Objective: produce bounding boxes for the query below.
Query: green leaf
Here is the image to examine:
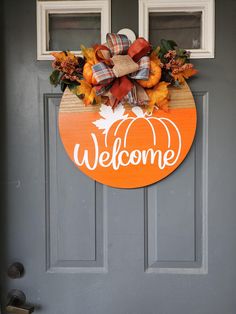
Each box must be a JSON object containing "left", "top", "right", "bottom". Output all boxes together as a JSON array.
[
  {"left": 61, "top": 79, "right": 71, "bottom": 84},
  {"left": 160, "top": 39, "right": 178, "bottom": 53},
  {"left": 60, "top": 81, "right": 67, "bottom": 92},
  {"left": 157, "top": 46, "right": 167, "bottom": 60},
  {"left": 177, "top": 48, "right": 186, "bottom": 56},
  {"left": 68, "top": 82, "right": 79, "bottom": 91},
  {"left": 160, "top": 39, "right": 172, "bottom": 52},
  {"left": 49, "top": 70, "right": 61, "bottom": 86},
  {"left": 167, "top": 40, "right": 177, "bottom": 49}
]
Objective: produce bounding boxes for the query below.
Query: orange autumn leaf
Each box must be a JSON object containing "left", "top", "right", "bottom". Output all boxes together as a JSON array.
[
  {"left": 51, "top": 51, "right": 67, "bottom": 62},
  {"left": 51, "top": 51, "right": 77, "bottom": 63},
  {"left": 172, "top": 67, "right": 198, "bottom": 84},
  {"left": 156, "top": 98, "right": 169, "bottom": 112},
  {"left": 146, "top": 81, "right": 170, "bottom": 113},
  {"left": 76, "top": 80, "right": 101, "bottom": 106},
  {"left": 80, "top": 45, "right": 98, "bottom": 85},
  {"left": 80, "top": 45, "right": 97, "bottom": 64}
]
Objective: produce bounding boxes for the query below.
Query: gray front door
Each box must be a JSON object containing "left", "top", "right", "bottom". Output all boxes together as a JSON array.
[{"left": 1, "top": 0, "right": 236, "bottom": 313}]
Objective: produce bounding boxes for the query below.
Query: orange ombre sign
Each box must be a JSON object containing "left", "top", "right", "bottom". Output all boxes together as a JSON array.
[{"left": 59, "top": 82, "right": 197, "bottom": 188}]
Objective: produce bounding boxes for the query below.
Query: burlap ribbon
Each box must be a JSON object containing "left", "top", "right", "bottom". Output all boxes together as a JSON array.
[{"left": 92, "top": 33, "right": 151, "bottom": 107}]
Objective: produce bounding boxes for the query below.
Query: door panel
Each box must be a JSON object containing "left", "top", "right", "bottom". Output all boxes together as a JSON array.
[
  {"left": 44, "top": 96, "right": 106, "bottom": 272},
  {"left": 146, "top": 92, "right": 208, "bottom": 273},
  {"left": 1, "top": 0, "right": 236, "bottom": 314}
]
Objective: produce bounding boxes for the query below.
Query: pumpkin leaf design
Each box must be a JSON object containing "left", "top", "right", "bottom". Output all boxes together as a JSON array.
[{"left": 93, "top": 104, "right": 128, "bottom": 134}]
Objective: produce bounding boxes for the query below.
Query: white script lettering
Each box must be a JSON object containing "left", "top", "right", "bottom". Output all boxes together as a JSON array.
[{"left": 73, "top": 132, "right": 181, "bottom": 171}]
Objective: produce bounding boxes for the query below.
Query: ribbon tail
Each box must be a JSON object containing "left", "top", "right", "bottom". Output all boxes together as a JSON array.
[
  {"left": 110, "top": 76, "right": 133, "bottom": 103},
  {"left": 109, "top": 95, "right": 120, "bottom": 108},
  {"left": 134, "top": 82, "right": 149, "bottom": 105}
]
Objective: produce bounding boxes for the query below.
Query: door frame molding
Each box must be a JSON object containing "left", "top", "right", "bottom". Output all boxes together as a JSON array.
[
  {"left": 139, "top": 0, "right": 215, "bottom": 59},
  {"left": 37, "top": 0, "right": 111, "bottom": 60}
]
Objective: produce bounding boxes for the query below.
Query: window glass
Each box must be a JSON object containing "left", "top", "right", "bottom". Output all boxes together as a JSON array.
[
  {"left": 48, "top": 13, "right": 101, "bottom": 51},
  {"left": 149, "top": 12, "right": 202, "bottom": 49}
]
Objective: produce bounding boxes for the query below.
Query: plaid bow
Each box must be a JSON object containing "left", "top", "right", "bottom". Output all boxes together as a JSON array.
[
  {"left": 92, "top": 33, "right": 150, "bottom": 86},
  {"left": 107, "top": 33, "right": 130, "bottom": 55},
  {"left": 91, "top": 33, "right": 151, "bottom": 107}
]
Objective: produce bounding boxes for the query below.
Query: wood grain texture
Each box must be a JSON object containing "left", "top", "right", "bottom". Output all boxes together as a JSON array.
[{"left": 59, "top": 81, "right": 195, "bottom": 113}]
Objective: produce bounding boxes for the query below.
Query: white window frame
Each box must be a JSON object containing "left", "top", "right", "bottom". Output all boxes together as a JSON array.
[
  {"left": 139, "top": 0, "right": 215, "bottom": 58},
  {"left": 37, "top": 0, "right": 111, "bottom": 60}
]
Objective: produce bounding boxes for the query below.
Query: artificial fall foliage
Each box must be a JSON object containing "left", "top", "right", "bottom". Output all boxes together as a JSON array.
[
  {"left": 51, "top": 51, "right": 77, "bottom": 63},
  {"left": 80, "top": 45, "right": 97, "bottom": 64},
  {"left": 50, "top": 35, "right": 198, "bottom": 114},
  {"left": 146, "top": 82, "right": 170, "bottom": 113},
  {"left": 158, "top": 39, "right": 198, "bottom": 86},
  {"left": 172, "top": 67, "right": 198, "bottom": 84},
  {"left": 76, "top": 80, "right": 101, "bottom": 106}
]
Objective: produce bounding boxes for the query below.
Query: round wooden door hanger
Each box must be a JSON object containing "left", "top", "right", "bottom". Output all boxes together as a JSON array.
[{"left": 59, "top": 82, "right": 197, "bottom": 188}]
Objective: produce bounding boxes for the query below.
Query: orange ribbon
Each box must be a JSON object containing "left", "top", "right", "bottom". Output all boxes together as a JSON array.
[{"left": 128, "top": 38, "right": 151, "bottom": 62}]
